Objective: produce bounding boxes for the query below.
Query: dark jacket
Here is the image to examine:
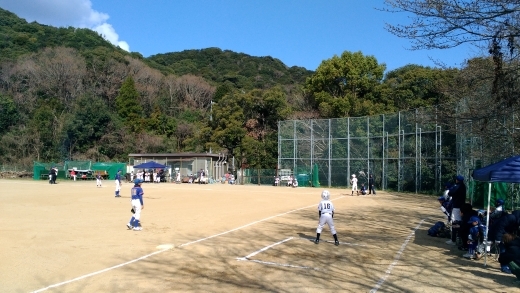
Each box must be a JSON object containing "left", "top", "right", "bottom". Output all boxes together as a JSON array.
[
  {"left": 368, "top": 176, "right": 374, "bottom": 186},
  {"left": 448, "top": 182, "right": 466, "bottom": 209},
  {"left": 489, "top": 213, "right": 517, "bottom": 242},
  {"left": 498, "top": 237, "right": 520, "bottom": 266},
  {"left": 459, "top": 206, "right": 478, "bottom": 247}
]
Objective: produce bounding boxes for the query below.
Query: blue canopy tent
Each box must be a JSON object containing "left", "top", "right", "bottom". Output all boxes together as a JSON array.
[
  {"left": 471, "top": 154, "right": 520, "bottom": 265},
  {"left": 133, "top": 161, "right": 167, "bottom": 169}
]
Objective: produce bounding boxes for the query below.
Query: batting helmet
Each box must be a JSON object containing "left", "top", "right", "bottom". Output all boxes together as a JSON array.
[
  {"left": 496, "top": 199, "right": 505, "bottom": 206},
  {"left": 321, "top": 190, "right": 330, "bottom": 200},
  {"left": 134, "top": 178, "right": 143, "bottom": 185}
]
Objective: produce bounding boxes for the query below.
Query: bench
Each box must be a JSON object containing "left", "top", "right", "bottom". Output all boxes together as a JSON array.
[{"left": 40, "top": 174, "right": 49, "bottom": 180}]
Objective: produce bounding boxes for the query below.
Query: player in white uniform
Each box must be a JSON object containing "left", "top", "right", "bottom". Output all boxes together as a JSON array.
[
  {"left": 314, "top": 190, "right": 339, "bottom": 246},
  {"left": 96, "top": 172, "right": 103, "bottom": 187},
  {"left": 350, "top": 174, "right": 358, "bottom": 196}
]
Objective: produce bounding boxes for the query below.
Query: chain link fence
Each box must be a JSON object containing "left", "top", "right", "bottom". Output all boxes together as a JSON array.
[{"left": 278, "top": 106, "right": 520, "bottom": 209}]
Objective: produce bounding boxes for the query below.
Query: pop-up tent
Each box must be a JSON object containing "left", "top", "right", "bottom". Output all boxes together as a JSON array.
[
  {"left": 133, "top": 161, "right": 167, "bottom": 169},
  {"left": 471, "top": 154, "right": 520, "bottom": 265}
]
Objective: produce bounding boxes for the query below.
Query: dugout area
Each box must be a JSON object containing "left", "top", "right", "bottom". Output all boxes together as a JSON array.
[{"left": 2, "top": 180, "right": 519, "bottom": 292}]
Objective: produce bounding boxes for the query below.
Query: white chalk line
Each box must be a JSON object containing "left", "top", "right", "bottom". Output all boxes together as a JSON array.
[
  {"left": 241, "top": 259, "right": 322, "bottom": 271},
  {"left": 369, "top": 219, "right": 426, "bottom": 293},
  {"left": 31, "top": 196, "right": 345, "bottom": 292},
  {"left": 237, "top": 237, "right": 293, "bottom": 260},
  {"left": 237, "top": 237, "right": 321, "bottom": 271},
  {"left": 32, "top": 248, "right": 171, "bottom": 293}
]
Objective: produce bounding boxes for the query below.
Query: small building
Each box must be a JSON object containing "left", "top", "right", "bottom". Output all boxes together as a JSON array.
[{"left": 128, "top": 153, "right": 232, "bottom": 181}]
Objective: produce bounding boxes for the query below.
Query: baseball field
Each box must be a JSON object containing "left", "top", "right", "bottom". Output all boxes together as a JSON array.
[{"left": 2, "top": 179, "right": 519, "bottom": 293}]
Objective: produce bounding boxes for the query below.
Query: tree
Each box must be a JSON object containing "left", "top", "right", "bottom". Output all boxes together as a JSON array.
[
  {"left": 306, "top": 51, "right": 386, "bottom": 118},
  {"left": 116, "top": 76, "right": 143, "bottom": 133},
  {"left": 64, "top": 95, "right": 113, "bottom": 158},
  {"left": 377, "top": 64, "right": 458, "bottom": 110},
  {"left": 384, "top": 0, "right": 520, "bottom": 107},
  {"left": 0, "top": 94, "right": 19, "bottom": 134},
  {"left": 384, "top": 0, "right": 520, "bottom": 51}
]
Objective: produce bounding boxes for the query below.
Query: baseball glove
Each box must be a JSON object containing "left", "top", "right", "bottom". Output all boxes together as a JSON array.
[{"left": 131, "top": 208, "right": 135, "bottom": 214}]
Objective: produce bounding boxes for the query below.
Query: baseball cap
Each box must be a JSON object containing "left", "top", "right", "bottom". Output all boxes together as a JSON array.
[
  {"left": 468, "top": 216, "right": 480, "bottom": 223},
  {"left": 134, "top": 178, "right": 143, "bottom": 184},
  {"left": 456, "top": 175, "right": 464, "bottom": 181}
]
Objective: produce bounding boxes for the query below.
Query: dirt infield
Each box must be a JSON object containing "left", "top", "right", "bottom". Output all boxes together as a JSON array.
[{"left": 2, "top": 179, "right": 520, "bottom": 293}]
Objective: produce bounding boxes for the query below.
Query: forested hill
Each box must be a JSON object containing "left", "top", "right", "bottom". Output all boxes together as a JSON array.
[
  {"left": 0, "top": 8, "right": 131, "bottom": 63},
  {"left": 0, "top": 7, "right": 313, "bottom": 89},
  {"left": 0, "top": 7, "right": 316, "bottom": 168},
  {"left": 147, "top": 48, "right": 313, "bottom": 89},
  {"left": 0, "top": 7, "right": 462, "bottom": 170}
]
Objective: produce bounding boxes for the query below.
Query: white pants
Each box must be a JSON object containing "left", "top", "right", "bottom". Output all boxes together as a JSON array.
[
  {"left": 131, "top": 199, "right": 142, "bottom": 220},
  {"left": 351, "top": 184, "right": 358, "bottom": 191},
  {"left": 451, "top": 208, "right": 461, "bottom": 222},
  {"left": 96, "top": 179, "right": 102, "bottom": 186},
  {"left": 317, "top": 213, "right": 336, "bottom": 235},
  {"left": 115, "top": 180, "right": 121, "bottom": 192}
]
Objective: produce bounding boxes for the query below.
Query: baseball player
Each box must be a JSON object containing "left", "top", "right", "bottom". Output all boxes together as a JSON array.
[
  {"left": 127, "top": 179, "right": 144, "bottom": 231},
  {"left": 350, "top": 174, "right": 358, "bottom": 196},
  {"left": 314, "top": 190, "right": 339, "bottom": 246},
  {"left": 115, "top": 170, "right": 122, "bottom": 197},
  {"left": 96, "top": 172, "right": 103, "bottom": 187}
]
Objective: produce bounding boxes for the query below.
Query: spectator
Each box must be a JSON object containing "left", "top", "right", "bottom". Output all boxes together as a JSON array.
[
  {"left": 446, "top": 175, "right": 466, "bottom": 246},
  {"left": 498, "top": 233, "right": 520, "bottom": 282},
  {"left": 488, "top": 211, "right": 518, "bottom": 273},
  {"left": 200, "top": 169, "right": 206, "bottom": 184},
  {"left": 368, "top": 174, "right": 376, "bottom": 195},
  {"left": 48, "top": 168, "right": 54, "bottom": 184},
  {"left": 458, "top": 203, "right": 478, "bottom": 251},
  {"left": 360, "top": 183, "right": 367, "bottom": 196},
  {"left": 490, "top": 199, "right": 506, "bottom": 221}
]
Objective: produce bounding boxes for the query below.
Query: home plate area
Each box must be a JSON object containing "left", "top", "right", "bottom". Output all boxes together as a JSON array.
[{"left": 236, "top": 236, "right": 365, "bottom": 272}]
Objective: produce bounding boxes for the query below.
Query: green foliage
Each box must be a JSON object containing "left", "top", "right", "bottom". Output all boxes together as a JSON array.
[
  {"left": 0, "top": 7, "right": 466, "bottom": 169},
  {"left": 0, "top": 8, "right": 125, "bottom": 63},
  {"left": 64, "top": 95, "right": 114, "bottom": 155},
  {"left": 116, "top": 76, "right": 143, "bottom": 132},
  {"left": 0, "top": 94, "right": 19, "bottom": 134},
  {"left": 377, "top": 64, "right": 458, "bottom": 110},
  {"left": 148, "top": 48, "right": 314, "bottom": 90},
  {"left": 306, "top": 51, "right": 386, "bottom": 118}
]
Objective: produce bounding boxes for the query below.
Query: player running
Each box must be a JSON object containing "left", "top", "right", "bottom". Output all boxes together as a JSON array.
[
  {"left": 127, "top": 179, "right": 144, "bottom": 231},
  {"left": 314, "top": 190, "right": 340, "bottom": 246}
]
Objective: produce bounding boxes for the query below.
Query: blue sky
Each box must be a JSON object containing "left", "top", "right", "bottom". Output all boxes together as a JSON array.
[{"left": 0, "top": 0, "right": 484, "bottom": 72}]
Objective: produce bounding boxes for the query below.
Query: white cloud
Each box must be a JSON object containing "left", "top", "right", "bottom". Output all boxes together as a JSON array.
[
  {"left": 94, "top": 23, "right": 130, "bottom": 51},
  {"left": 0, "top": 0, "right": 130, "bottom": 51}
]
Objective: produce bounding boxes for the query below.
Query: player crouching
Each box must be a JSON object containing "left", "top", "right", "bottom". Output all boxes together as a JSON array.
[
  {"left": 314, "top": 190, "right": 339, "bottom": 246},
  {"left": 127, "top": 179, "right": 144, "bottom": 231}
]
